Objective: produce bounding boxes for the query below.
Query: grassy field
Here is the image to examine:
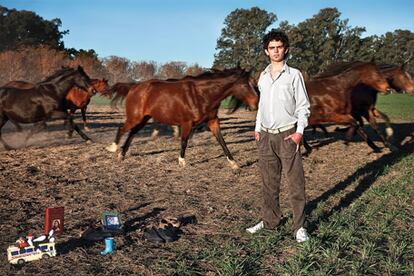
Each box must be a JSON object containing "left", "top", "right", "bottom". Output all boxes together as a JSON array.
[
  {"left": 153, "top": 154, "right": 414, "bottom": 275},
  {"left": 376, "top": 93, "right": 414, "bottom": 121}
]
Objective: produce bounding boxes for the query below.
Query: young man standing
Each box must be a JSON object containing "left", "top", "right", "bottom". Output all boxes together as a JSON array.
[{"left": 246, "top": 30, "right": 311, "bottom": 243}]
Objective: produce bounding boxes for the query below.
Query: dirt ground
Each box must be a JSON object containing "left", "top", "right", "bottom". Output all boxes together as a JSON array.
[{"left": 1, "top": 105, "right": 413, "bottom": 275}]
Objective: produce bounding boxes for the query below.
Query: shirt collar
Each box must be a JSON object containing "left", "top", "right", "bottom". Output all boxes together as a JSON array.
[{"left": 263, "top": 62, "right": 290, "bottom": 75}]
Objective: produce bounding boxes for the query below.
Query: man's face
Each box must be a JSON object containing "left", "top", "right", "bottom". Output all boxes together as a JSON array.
[{"left": 265, "top": 40, "right": 288, "bottom": 62}]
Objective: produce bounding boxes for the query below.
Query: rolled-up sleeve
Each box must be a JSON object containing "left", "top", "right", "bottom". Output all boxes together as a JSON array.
[{"left": 293, "top": 71, "right": 310, "bottom": 134}]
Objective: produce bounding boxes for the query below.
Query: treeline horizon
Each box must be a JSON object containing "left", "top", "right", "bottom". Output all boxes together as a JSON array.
[{"left": 0, "top": 5, "right": 413, "bottom": 86}]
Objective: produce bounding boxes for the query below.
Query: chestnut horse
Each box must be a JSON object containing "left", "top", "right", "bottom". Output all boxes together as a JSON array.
[
  {"left": 304, "top": 62, "right": 390, "bottom": 153},
  {"left": 65, "top": 78, "right": 109, "bottom": 132},
  {"left": 349, "top": 64, "right": 414, "bottom": 141},
  {"left": 106, "top": 68, "right": 258, "bottom": 169},
  {"left": 309, "top": 63, "right": 414, "bottom": 152},
  {"left": 2, "top": 79, "right": 109, "bottom": 137},
  {"left": 0, "top": 66, "right": 95, "bottom": 149}
]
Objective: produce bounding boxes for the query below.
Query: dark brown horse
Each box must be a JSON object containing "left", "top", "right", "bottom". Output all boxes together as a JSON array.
[
  {"left": 309, "top": 63, "right": 414, "bottom": 152},
  {"left": 349, "top": 64, "right": 414, "bottom": 140},
  {"left": 106, "top": 68, "right": 258, "bottom": 169},
  {"left": 3, "top": 79, "right": 109, "bottom": 133},
  {"left": 0, "top": 66, "right": 95, "bottom": 149},
  {"left": 304, "top": 61, "right": 390, "bottom": 153}
]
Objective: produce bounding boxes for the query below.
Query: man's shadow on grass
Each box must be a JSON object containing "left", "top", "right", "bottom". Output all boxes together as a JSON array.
[{"left": 305, "top": 122, "right": 414, "bottom": 233}]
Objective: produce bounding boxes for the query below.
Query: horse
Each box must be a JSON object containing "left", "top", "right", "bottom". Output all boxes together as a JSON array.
[
  {"left": 348, "top": 64, "right": 414, "bottom": 141},
  {"left": 105, "top": 67, "right": 258, "bottom": 169},
  {"left": 65, "top": 78, "right": 109, "bottom": 134},
  {"left": 0, "top": 66, "right": 95, "bottom": 149},
  {"left": 2, "top": 79, "right": 109, "bottom": 134},
  {"left": 303, "top": 61, "right": 390, "bottom": 153},
  {"left": 308, "top": 63, "right": 414, "bottom": 152}
]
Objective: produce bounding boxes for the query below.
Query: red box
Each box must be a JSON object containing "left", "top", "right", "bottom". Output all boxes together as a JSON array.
[{"left": 44, "top": 207, "right": 64, "bottom": 235}]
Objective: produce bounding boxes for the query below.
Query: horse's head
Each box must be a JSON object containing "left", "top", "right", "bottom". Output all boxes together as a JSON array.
[
  {"left": 357, "top": 63, "right": 390, "bottom": 95},
  {"left": 386, "top": 65, "right": 414, "bottom": 94},
  {"left": 228, "top": 69, "right": 259, "bottom": 112},
  {"left": 91, "top": 78, "right": 110, "bottom": 95},
  {"left": 72, "top": 66, "right": 96, "bottom": 96}
]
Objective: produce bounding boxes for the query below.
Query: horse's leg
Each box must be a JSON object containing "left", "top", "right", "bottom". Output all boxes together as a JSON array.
[
  {"left": 178, "top": 122, "right": 193, "bottom": 167},
  {"left": 24, "top": 121, "right": 47, "bottom": 146},
  {"left": 0, "top": 116, "right": 13, "bottom": 150},
  {"left": 68, "top": 115, "right": 92, "bottom": 142},
  {"left": 368, "top": 108, "right": 398, "bottom": 151},
  {"left": 172, "top": 125, "right": 180, "bottom": 138},
  {"left": 302, "top": 136, "right": 312, "bottom": 156},
  {"left": 322, "top": 114, "right": 381, "bottom": 152},
  {"left": 81, "top": 106, "right": 90, "bottom": 132},
  {"left": 119, "top": 117, "right": 150, "bottom": 159},
  {"left": 207, "top": 117, "right": 239, "bottom": 170},
  {"left": 373, "top": 108, "right": 393, "bottom": 137},
  {"left": 66, "top": 109, "right": 76, "bottom": 138},
  {"left": 150, "top": 127, "right": 159, "bottom": 139}
]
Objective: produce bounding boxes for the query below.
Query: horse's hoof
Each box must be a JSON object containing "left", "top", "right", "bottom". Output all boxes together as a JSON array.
[
  {"left": 385, "top": 127, "right": 394, "bottom": 137},
  {"left": 178, "top": 157, "right": 186, "bottom": 167},
  {"left": 106, "top": 143, "right": 118, "bottom": 152},
  {"left": 117, "top": 152, "right": 125, "bottom": 160},
  {"left": 84, "top": 127, "right": 90, "bottom": 132},
  {"left": 86, "top": 139, "right": 93, "bottom": 144},
  {"left": 151, "top": 129, "right": 160, "bottom": 139},
  {"left": 227, "top": 158, "right": 240, "bottom": 170}
]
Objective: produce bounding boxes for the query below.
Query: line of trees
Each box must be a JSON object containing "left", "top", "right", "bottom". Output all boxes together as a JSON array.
[
  {"left": 0, "top": 5, "right": 413, "bottom": 86},
  {"left": 213, "top": 7, "right": 414, "bottom": 76}
]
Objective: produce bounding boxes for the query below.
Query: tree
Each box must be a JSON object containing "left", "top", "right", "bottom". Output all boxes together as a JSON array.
[
  {"left": 373, "top": 30, "right": 414, "bottom": 72},
  {"left": 158, "top": 61, "right": 187, "bottom": 79},
  {"left": 213, "top": 7, "right": 276, "bottom": 71},
  {"left": 186, "top": 63, "right": 204, "bottom": 76},
  {"left": 130, "top": 61, "right": 157, "bottom": 81},
  {"left": 286, "top": 8, "right": 366, "bottom": 75},
  {"left": 0, "top": 5, "right": 68, "bottom": 52},
  {"left": 103, "top": 56, "right": 133, "bottom": 83}
]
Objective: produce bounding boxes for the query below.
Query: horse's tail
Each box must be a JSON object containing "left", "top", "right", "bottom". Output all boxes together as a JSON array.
[{"left": 108, "top": 83, "right": 134, "bottom": 107}]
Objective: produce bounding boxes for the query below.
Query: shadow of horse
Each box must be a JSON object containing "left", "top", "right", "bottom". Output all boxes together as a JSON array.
[{"left": 305, "top": 122, "right": 414, "bottom": 232}]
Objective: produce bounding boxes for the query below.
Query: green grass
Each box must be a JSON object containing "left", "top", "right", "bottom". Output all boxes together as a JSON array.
[
  {"left": 154, "top": 154, "right": 414, "bottom": 275},
  {"left": 377, "top": 93, "right": 414, "bottom": 121},
  {"left": 90, "top": 94, "right": 111, "bottom": 105}
]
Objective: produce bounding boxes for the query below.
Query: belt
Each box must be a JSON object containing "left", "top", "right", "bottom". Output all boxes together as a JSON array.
[{"left": 261, "top": 124, "right": 295, "bottom": 134}]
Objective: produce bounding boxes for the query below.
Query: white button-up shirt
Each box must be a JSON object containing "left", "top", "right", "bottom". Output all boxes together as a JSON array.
[{"left": 255, "top": 63, "right": 310, "bottom": 134}]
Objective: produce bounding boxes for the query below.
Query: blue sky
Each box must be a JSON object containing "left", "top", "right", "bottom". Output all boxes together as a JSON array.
[{"left": 2, "top": 0, "right": 413, "bottom": 67}]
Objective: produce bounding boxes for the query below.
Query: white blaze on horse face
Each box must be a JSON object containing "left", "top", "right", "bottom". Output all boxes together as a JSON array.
[
  {"left": 178, "top": 156, "right": 186, "bottom": 167},
  {"left": 106, "top": 142, "right": 118, "bottom": 152}
]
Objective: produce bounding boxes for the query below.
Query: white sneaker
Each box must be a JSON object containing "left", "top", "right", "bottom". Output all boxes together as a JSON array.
[
  {"left": 246, "top": 221, "right": 264, "bottom": 234},
  {"left": 295, "top": 227, "right": 309, "bottom": 243}
]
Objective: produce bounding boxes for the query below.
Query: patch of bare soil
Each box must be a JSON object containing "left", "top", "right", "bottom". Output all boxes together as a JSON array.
[{"left": 1, "top": 105, "right": 413, "bottom": 275}]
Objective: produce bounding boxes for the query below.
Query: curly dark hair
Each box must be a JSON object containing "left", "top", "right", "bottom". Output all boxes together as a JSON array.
[{"left": 262, "top": 29, "right": 289, "bottom": 49}]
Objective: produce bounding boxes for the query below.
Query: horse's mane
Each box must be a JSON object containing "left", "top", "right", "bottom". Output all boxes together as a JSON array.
[
  {"left": 39, "top": 67, "right": 75, "bottom": 83},
  {"left": 314, "top": 61, "right": 366, "bottom": 79},
  {"left": 165, "top": 67, "right": 245, "bottom": 81},
  {"left": 378, "top": 64, "right": 398, "bottom": 71}
]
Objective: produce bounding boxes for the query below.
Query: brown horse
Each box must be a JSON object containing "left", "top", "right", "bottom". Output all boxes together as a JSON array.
[
  {"left": 65, "top": 78, "right": 109, "bottom": 133},
  {"left": 350, "top": 64, "right": 414, "bottom": 139},
  {"left": 304, "top": 61, "right": 390, "bottom": 152},
  {"left": 106, "top": 68, "right": 258, "bottom": 169},
  {"left": 2, "top": 79, "right": 109, "bottom": 134},
  {"left": 310, "top": 63, "right": 414, "bottom": 152},
  {"left": 0, "top": 66, "right": 95, "bottom": 149}
]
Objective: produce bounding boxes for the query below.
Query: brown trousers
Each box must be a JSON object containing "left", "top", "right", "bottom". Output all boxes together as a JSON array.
[{"left": 257, "top": 127, "right": 306, "bottom": 233}]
